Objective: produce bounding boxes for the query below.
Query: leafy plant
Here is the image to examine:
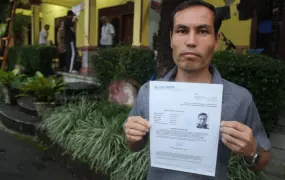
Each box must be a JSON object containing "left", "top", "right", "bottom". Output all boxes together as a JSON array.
[
  {"left": 111, "top": 144, "right": 150, "bottom": 180},
  {"left": 0, "top": 68, "right": 26, "bottom": 104},
  {"left": 228, "top": 155, "right": 256, "bottom": 180},
  {"left": 91, "top": 46, "right": 156, "bottom": 89},
  {"left": 41, "top": 99, "right": 131, "bottom": 175},
  {"left": 19, "top": 72, "right": 65, "bottom": 102},
  {"left": 212, "top": 51, "right": 285, "bottom": 133},
  {"left": 0, "top": 68, "right": 25, "bottom": 88},
  {"left": 0, "top": 24, "right": 7, "bottom": 37}
]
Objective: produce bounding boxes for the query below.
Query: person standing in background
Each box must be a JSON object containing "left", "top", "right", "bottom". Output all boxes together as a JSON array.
[
  {"left": 57, "top": 21, "right": 66, "bottom": 71},
  {"left": 39, "top": 24, "right": 50, "bottom": 45},
  {"left": 64, "top": 10, "right": 77, "bottom": 73},
  {"left": 100, "top": 16, "right": 115, "bottom": 48}
]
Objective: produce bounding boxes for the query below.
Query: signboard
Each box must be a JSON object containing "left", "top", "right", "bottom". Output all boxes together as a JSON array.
[{"left": 72, "top": 3, "right": 84, "bottom": 16}]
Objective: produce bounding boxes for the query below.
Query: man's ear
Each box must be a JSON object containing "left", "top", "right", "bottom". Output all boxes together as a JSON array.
[
  {"left": 214, "top": 32, "right": 221, "bottom": 52},
  {"left": 170, "top": 31, "right": 173, "bottom": 49}
]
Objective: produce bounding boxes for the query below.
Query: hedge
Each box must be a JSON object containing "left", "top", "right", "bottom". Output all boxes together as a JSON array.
[
  {"left": 7, "top": 46, "right": 20, "bottom": 71},
  {"left": 91, "top": 46, "right": 156, "bottom": 88},
  {"left": 212, "top": 51, "right": 285, "bottom": 133},
  {"left": 8, "top": 45, "right": 56, "bottom": 76}
]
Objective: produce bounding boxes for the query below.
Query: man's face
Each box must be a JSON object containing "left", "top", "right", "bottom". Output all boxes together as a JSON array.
[
  {"left": 198, "top": 115, "right": 207, "bottom": 125},
  {"left": 170, "top": 6, "right": 219, "bottom": 73},
  {"left": 45, "top": 26, "right": 50, "bottom": 31},
  {"left": 101, "top": 17, "right": 107, "bottom": 24}
]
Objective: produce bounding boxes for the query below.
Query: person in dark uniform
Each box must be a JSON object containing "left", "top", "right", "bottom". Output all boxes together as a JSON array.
[{"left": 64, "top": 10, "right": 77, "bottom": 73}]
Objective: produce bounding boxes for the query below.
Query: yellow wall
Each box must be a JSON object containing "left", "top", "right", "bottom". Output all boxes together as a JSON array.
[
  {"left": 40, "top": 3, "right": 69, "bottom": 43},
  {"left": 36, "top": 0, "right": 149, "bottom": 47},
  {"left": 205, "top": 0, "right": 251, "bottom": 48},
  {"left": 89, "top": 0, "right": 97, "bottom": 46},
  {"left": 16, "top": 8, "right": 43, "bottom": 17},
  {"left": 76, "top": 9, "right": 85, "bottom": 47},
  {"left": 141, "top": 0, "right": 149, "bottom": 46}
]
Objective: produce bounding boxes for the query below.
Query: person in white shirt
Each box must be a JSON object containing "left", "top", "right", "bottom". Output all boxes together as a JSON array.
[
  {"left": 39, "top": 25, "right": 50, "bottom": 45},
  {"left": 100, "top": 16, "right": 115, "bottom": 48}
]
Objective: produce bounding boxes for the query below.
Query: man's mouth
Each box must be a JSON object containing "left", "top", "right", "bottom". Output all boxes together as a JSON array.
[{"left": 181, "top": 52, "right": 200, "bottom": 58}]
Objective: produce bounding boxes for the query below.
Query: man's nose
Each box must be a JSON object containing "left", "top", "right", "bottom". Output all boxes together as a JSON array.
[{"left": 185, "top": 31, "right": 197, "bottom": 47}]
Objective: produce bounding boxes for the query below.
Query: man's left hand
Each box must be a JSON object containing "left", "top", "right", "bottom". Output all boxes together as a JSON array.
[{"left": 220, "top": 121, "right": 257, "bottom": 157}]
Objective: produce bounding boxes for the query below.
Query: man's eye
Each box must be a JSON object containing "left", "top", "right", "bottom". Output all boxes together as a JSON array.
[
  {"left": 199, "top": 30, "right": 209, "bottom": 35},
  {"left": 176, "top": 29, "right": 186, "bottom": 34}
]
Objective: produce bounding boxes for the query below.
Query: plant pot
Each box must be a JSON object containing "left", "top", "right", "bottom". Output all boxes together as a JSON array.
[
  {"left": 2, "top": 86, "right": 18, "bottom": 105},
  {"left": 34, "top": 102, "right": 55, "bottom": 117}
]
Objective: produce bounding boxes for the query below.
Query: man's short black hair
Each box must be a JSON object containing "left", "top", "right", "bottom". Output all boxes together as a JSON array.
[
  {"left": 44, "top": 24, "right": 50, "bottom": 28},
  {"left": 67, "top": 10, "right": 75, "bottom": 16},
  {"left": 198, "top": 113, "right": 208, "bottom": 118},
  {"left": 170, "top": 0, "right": 222, "bottom": 36}
]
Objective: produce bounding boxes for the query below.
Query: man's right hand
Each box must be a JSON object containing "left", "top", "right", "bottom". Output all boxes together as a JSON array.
[{"left": 124, "top": 116, "right": 150, "bottom": 143}]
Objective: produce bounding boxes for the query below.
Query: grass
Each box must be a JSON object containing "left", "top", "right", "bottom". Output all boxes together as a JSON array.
[
  {"left": 228, "top": 155, "right": 257, "bottom": 180},
  {"left": 41, "top": 98, "right": 257, "bottom": 180}
]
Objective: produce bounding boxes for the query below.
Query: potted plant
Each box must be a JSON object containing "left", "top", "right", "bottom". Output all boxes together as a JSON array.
[
  {"left": 0, "top": 68, "right": 25, "bottom": 105},
  {"left": 19, "top": 71, "right": 65, "bottom": 116}
]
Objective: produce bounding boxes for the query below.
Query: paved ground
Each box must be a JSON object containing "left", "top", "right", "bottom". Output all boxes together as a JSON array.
[
  {"left": 261, "top": 115, "right": 285, "bottom": 180},
  {"left": 0, "top": 130, "right": 79, "bottom": 180}
]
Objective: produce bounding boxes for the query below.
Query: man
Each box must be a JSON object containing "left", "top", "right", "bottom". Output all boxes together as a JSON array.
[
  {"left": 39, "top": 24, "right": 50, "bottom": 45},
  {"left": 123, "top": 0, "right": 271, "bottom": 180},
  {"left": 197, "top": 113, "right": 209, "bottom": 129},
  {"left": 100, "top": 16, "right": 115, "bottom": 48},
  {"left": 57, "top": 21, "right": 66, "bottom": 71},
  {"left": 64, "top": 10, "right": 77, "bottom": 73}
]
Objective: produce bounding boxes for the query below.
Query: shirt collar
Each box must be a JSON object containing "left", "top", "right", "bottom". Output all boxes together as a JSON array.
[{"left": 162, "top": 65, "right": 223, "bottom": 84}]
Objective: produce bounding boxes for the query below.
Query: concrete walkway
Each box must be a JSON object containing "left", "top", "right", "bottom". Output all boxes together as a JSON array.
[
  {"left": 0, "top": 130, "right": 80, "bottom": 180},
  {"left": 261, "top": 115, "right": 285, "bottom": 180}
]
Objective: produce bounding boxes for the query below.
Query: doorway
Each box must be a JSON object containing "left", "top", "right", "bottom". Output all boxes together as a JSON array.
[
  {"left": 98, "top": 2, "right": 134, "bottom": 46},
  {"left": 111, "top": 17, "right": 120, "bottom": 45},
  {"left": 54, "top": 16, "right": 66, "bottom": 46},
  {"left": 121, "top": 14, "right": 134, "bottom": 45}
]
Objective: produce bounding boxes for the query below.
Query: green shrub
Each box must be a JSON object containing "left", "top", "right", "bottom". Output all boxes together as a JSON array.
[
  {"left": 42, "top": 98, "right": 256, "bottom": 180},
  {"left": 91, "top": 46, "right": 156, "bottom": 88},
  {"left": 7, "top": 46, "right": 20, "bottom": 70},
  {"left": 212, "top": 51, "right": 285, "bottom": 132},
  {"left": 41, "top": 99, "right": 131, "bottom": 174},
  {"left": 228, "top": 155, "right": 256, "bottom": 180},
  {"left": 8, "top": 45, "right": 56, "bottom": 76}
]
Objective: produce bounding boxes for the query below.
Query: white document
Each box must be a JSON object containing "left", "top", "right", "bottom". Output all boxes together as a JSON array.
[{"left": 149, "top": 81, "right": 223, "bottom": 177}]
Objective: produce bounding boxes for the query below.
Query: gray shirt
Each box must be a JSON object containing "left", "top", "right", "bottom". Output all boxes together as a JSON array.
[{"left": 127, "top": 66, "right": 271, "bottom": 180}]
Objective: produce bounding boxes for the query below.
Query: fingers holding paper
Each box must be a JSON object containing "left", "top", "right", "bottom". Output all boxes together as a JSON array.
[
  {"left": 124, "top": 116, "right": 150, "bottom": 142},
  {"left": 220, "top": 121, "right": 257, "bottom": 157}
]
